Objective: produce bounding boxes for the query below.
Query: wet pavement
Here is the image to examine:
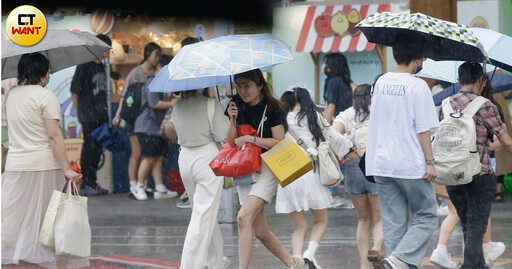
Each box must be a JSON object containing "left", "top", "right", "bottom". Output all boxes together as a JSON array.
[{"left": 83, "top": 190, "right": 512, "bottom": 269}]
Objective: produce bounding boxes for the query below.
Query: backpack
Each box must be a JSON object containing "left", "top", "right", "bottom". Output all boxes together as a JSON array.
[
  {"left": 432, "top": 96, "right": 488, "bottom": 185},
  {"left": 353, "top": 121, "right": 369, "bottom": 157},
  {"left": 120, "top": 82, "right": 145, "bottom": 125}
]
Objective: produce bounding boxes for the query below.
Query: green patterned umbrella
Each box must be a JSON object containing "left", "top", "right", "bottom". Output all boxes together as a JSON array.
[{"left": 356, "top": 12, "right": 488, "bottom": 62}]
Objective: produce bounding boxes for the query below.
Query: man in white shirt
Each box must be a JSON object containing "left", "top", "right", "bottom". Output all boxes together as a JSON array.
[{"left": 365, "top": 32, "right": 439, "bottom": 269}]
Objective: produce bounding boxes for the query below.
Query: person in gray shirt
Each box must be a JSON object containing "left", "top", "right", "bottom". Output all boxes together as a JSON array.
[{"left": 131, "top": 55, "right": 179, "bottom": 201}]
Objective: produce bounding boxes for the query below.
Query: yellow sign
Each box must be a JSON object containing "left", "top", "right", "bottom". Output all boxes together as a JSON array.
[{"left": 6, "top": 5, "right": 47, "bottom": 46}]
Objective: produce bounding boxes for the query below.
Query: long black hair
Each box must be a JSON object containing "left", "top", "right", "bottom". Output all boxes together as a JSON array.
[
  {"left": 481, "top": 74, "right": 504, "bottom": 120},
  {"left": 353, "top": 84, "right": 372, "bottom": 122},
  {"left": 281, "top": 87, "right": 326, "bottom": 147},
  {"left": 323, "top": 52, "right": 351, "bottom": 84},
  {"left": 17, "top": 52, "right": 50, "bottom": 85}
]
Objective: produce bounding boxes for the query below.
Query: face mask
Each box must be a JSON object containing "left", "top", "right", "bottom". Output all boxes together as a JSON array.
[
  {"left": 44, "top": 75, "right": 50, "bottom": 87},
  {"left": 413, "top": 60, "right": 423, "bottom": 74}
]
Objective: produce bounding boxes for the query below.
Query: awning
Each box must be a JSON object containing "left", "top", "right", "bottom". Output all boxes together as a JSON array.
[{"left": 296, "top": 4, "right": 390, "bottom": 53}]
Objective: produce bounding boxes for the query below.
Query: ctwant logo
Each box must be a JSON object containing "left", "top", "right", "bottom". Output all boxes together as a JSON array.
[{"left": 6, "top": 5, "right": 47, "bottom": 46}]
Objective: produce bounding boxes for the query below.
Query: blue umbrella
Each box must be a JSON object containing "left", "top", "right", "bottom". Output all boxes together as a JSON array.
[
  {"left": 149, "top": 33, "right": 294, "bottom": 93},
  {"left": 433, "top": 73, "right": 512, "bottom": 106}
]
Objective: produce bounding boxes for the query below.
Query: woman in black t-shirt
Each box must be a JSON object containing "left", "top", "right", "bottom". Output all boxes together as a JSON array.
[{"left": 226, "top": 69, "right": 304, "bottom": 269}]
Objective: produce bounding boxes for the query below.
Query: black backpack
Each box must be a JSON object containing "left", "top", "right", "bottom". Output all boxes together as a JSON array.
[{"left": 120, "top": 82, "right": 145, "bottom": 125}]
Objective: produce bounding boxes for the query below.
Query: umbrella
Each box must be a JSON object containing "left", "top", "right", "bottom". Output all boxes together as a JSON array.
[
  {"left": 355, "top": 12, "right": 487, "bottom": 62},
  {"left": 470, "top": 28, "right": 512, "bottom": 72},
  {"left": 2, "top": 29, "right": 111, "bottom": 79},
  {"left": 149, "top": 33, "right": 294, "bottom": 93},
  {"left": 432, "top": 73, "right": 512, "bottom": 106},
  {"left": 418, "top": 59, "right": 503, "bottom": 83}
]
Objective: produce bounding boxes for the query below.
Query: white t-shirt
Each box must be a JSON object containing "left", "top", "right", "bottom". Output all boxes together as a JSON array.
[
  {"left": 365, "top": 72, "right": 439, "bottom": 179},
  {"left": 5, "top": 85, "right": 62, "bottom": 171},
  {"left": 333, "top": 107, "right": 370, "bottom": 140}
]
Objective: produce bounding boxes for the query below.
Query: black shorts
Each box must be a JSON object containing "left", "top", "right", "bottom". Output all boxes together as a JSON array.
[{"left": 136, "top": 133, "right": 168, "bottom": 157}]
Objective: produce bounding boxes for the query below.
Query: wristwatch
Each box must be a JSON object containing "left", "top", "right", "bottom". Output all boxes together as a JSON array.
[{"left": 426, "top": 159, "right": 435, "bottom": 166}]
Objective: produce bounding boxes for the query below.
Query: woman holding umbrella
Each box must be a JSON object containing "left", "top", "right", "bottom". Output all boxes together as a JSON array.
[
  {"left": 227, "top": 69, "right": 304, "bottom": 269},
  {"left": 2, "top": 53, "right": 82, "bottom": 268}
]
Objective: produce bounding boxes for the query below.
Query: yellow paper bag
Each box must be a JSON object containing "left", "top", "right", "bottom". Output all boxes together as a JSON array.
[{"left": 261, "top": 137, "right": 313, "bottom": 187}]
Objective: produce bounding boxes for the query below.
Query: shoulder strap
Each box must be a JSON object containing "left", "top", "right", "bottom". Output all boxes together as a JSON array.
[
  {"left": 441, "top": 97, "right": 454, "bottom": 118},
  {"left": 370, "top": 73, "right": 384, "bottom": 96},
  {"left": 462, "top": 96, "right": 489, "bottom": 118},
  {"left": 256, "top": 105, "right": 268, "bottom": 137},
  {"left": 287, "top": 127, "right": 309, "bottom": 152},
  {"left": 207, "top": 97, "right": 215, "bottom": 129}
]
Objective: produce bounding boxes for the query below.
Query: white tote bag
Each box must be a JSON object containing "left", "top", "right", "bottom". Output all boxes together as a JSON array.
[
  {"left": 54, "top": 182, "right": 91, "bottom": 258},
  {"left": 39, "top": 187, "right": 67, "bottom": 248}
]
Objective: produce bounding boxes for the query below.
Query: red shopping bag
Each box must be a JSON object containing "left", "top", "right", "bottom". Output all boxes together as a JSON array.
[{"left": 209, "top": 124, "right": 262, "bottom": 177}]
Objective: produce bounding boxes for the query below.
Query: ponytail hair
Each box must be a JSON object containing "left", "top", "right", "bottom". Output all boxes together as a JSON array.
[{"left": 140, "top": 42, "right": 161, "bottom": 64}]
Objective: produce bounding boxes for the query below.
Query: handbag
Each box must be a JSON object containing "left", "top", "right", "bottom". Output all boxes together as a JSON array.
[
  {"left": 359, "top": 152, "right": 375, "bottom": 183},
  {"left": 161, "top": 108, "right": 178, "bottom": 144},
  {"left": 288, "top": 128, "right": 343, "bottom": 187},
  {"left": 39, "top": 183, "right": 68, "bottom": 248},
  {"left": 54, "top": 181, "right": 91, "bottom": 258},
  {"left": 209, "top": 106, "right": 267, "bottom": 178}
]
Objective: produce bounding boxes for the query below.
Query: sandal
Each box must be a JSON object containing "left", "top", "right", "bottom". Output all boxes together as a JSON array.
[
  {"left": 367, "top": 249, "right": 384, "bottom": 269},
  {"left": 494, "top": 192, "right": 504, "bottom": 203}
]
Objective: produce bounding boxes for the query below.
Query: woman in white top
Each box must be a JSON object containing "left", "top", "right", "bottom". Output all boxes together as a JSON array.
[
  {"left": 171, "top": 90, "right": 230, "bottom": 269},
  {"left": 2, "top": 53, "right": 82, "bottom": 268},
  {"left": 333, "top": 84, "right": 383, "bottom": 269},
  {"left": 276, "top": 87, "right": 333, "bottom": 269}
]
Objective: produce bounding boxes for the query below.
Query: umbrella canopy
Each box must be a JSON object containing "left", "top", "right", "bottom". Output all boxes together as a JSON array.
[
  {"left": 355, "top": 12, "right": 487, "bottom": 62},
  {"left": 2, "top": 29, "right": 111, "bottom": 79},
  {"left": 418, "top": 59, "right": 461, "bottom": 83},
  {"left": 432, "top": 73, "right": 512, "bottom": 106},
  {"left": 149, "top": 33, "right": 294, "bottom": 93},
  {"left": 470, "top": 28, "right": 512, "bottom": 72}
]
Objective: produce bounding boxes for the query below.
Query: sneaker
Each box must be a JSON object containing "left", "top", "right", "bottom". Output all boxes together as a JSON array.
[
  {"left": 154, "top": 189, "right": 178, "bottom": 200},
  {"left": 367, "top": 249, "right": 384, "bottom": 269},
  {"left": 430, "top": 248, "right": 457, "bottom": 269},
  {"left": 176, "top": 199, "right": 191, "bottom": 208},
  {"left": 145, "top": 187, "right": 154, "bottom": 193},
  {"left": 382, "top": 256, "right": 409, "bottom": 269},
  {"left": 133, "top": 186, "right": 148, "bottom": 201},
  {"left": 180, "top": 192, "right": 188, "bottom": 201},
  {"left": 94, "top": 185, "right": 109, "bottom": 195},
  {"left": 79, "top": 185, "right": 103, "bottom": 196},
  {"left": 222, "top": 256, "right": 230, "bottom": 269},
  {"left": 483, "top": 241, "right": 505, "bottom": 261},
  {"left": 289, "top": 255, "right": 305, "bottom": 269},
  {"left": 329, "top": 196, "right": 343, "bottom": 208},
  {"left": 438, "top": 205, "right": 449, "bottom": 216},
  {"left": 303, "top": 251, "right": 321, "bottom": 269}
]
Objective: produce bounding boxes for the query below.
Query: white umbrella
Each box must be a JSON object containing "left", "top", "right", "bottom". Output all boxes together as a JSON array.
[
  {"left": 1, "top": 29, "right": 111, "bottom": 79},
  {"left": 470, "top": 28, "right": 512, "bottom": 72}
]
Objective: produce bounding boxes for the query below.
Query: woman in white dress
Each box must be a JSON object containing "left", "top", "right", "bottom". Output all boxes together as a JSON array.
[
  {"left": 2, "top": 53, "right": 83, "bottom": 268},
  {"left": 276, "top": 87, "right": 334, "bottom": 269}
]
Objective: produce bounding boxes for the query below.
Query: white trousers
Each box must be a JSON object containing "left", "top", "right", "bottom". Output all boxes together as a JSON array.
[{"left": 178, "top": 142, "right": 224, "bottom": 269}]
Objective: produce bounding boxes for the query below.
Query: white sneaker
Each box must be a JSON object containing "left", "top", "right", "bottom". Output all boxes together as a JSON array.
[
  {"left": 303, "top": 251, "right": 322, "bottom": 269},
  {"left": 483, "top": 241, "right": 505, "bottom": 261},
  {"left": 430, "top": 248, "right": 457, "bottom": 269},
  {"left": 382, "top": 256, "right": 409, "bottom": 269},
  {"left": 222, "top": 256, "right": 230, "bottom": 269},
  {"left": 154, "top": 189, "right": 178, "bottom": 200},
  {"left": 329, "top": 196, "right": 343, "bottom": 208},
  {"left": 438, "top": 205, "right": 449, "bottom": 216},
  {"left": 133, "top": 186, "right": 148, "bottom": 201}
]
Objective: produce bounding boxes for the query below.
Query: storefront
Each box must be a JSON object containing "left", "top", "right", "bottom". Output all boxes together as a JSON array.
[{"left": 271, "top": 2, "right": 396, "bottom": 104}]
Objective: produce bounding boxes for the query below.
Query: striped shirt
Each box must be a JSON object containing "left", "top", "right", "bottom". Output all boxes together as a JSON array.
[{"left": 439, "top": 88, "right": 506, "bottom": 175}]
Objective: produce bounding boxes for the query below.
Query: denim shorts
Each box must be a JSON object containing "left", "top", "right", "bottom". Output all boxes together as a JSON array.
[{"left": 344, "top": 158, "right": 378, "bottom": 196}]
